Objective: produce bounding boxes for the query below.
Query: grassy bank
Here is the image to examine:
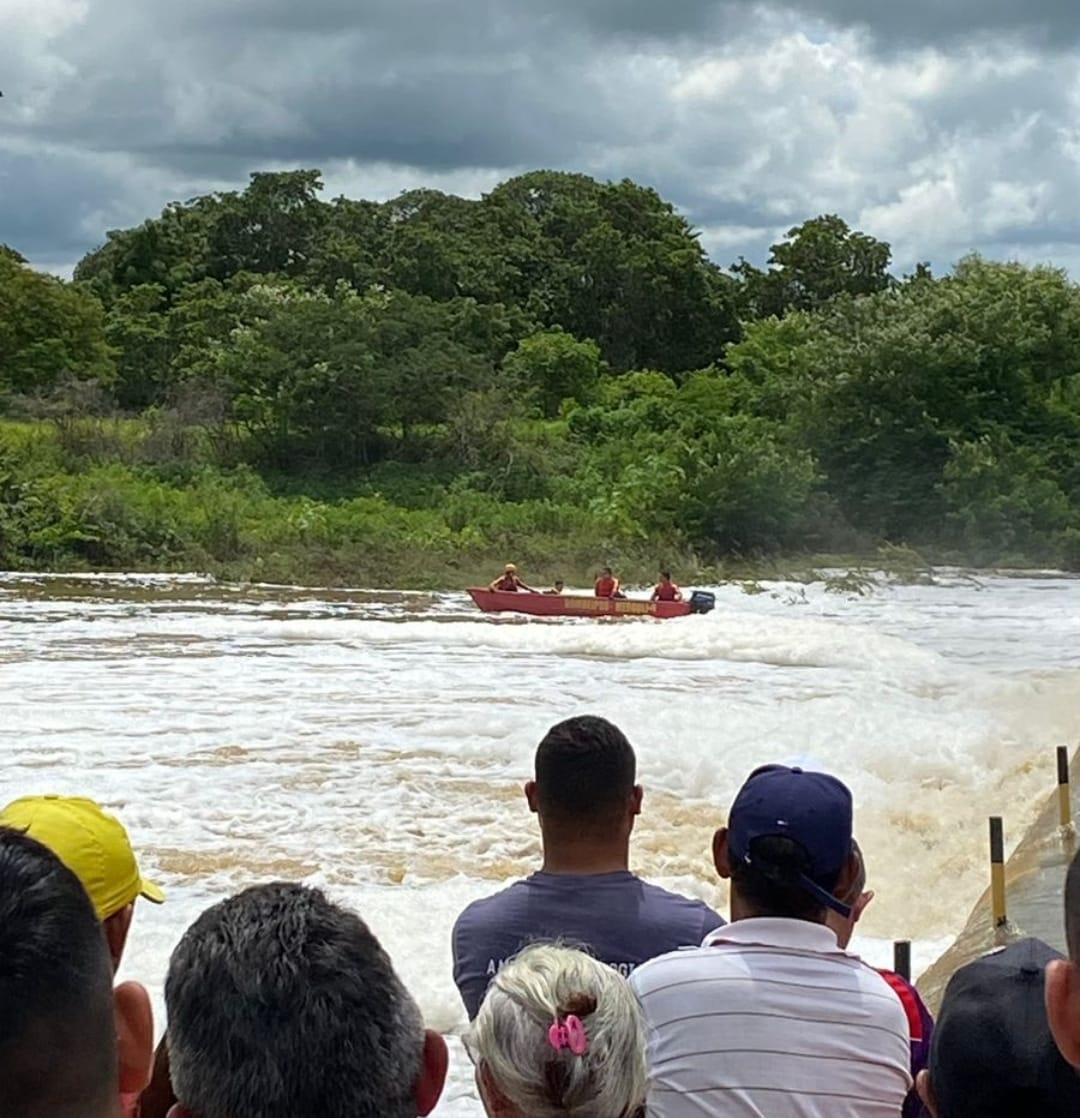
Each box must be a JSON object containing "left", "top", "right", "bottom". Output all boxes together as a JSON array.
[
  {"left": 1, "top": 419, "right": 1071, "bottom": 590},
  {"left": 0, "top": 418, "right": 692, "bottom": 589}
]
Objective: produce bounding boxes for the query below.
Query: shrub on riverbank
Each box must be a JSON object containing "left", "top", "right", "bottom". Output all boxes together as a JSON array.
[{"left": 0, "top": 421, "right": 686, "bottom": 586}]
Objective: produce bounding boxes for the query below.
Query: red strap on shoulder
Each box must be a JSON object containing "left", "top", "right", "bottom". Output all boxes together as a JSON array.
[{"left": 878, "top": 968, "right": 925, "bottom": 1042}]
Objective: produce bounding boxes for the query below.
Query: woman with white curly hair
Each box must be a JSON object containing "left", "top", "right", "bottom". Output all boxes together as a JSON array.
[{"left": 466, "top": 944, "right": 646, "bottom": 1118}]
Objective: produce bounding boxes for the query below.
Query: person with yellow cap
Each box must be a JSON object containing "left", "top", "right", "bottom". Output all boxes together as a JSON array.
[
  {"left": 488, "top": 562, "right": 537, "bottom": 593},
  {"left": 0, "top": 795, "right": 165, "bottom": 1117},
  {"left": 0, "top": 794, "right": 165, "bottom": 969}
]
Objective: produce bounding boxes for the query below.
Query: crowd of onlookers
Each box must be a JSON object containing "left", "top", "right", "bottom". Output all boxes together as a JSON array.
[{"left": 3, "top": 714, "right": 1080, "bottom": 1117}]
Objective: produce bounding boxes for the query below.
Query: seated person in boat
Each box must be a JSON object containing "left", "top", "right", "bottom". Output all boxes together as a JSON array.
[
  {"left": 543, "top": 579, "right": 566, "bottom": 595},
  {"left": 489, "top": 563, "right": 535, "bottom": 593},
  {"left": 594, "top": 566, "right": 625, "bottom": 598},
  {"left": 651, "top": 571, "right": 683, "bottom": 602}
]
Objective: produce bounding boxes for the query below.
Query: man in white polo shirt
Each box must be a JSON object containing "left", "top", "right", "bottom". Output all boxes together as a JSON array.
[{"left": 631, "top": 764, "right": 911, "bottom": 1118}]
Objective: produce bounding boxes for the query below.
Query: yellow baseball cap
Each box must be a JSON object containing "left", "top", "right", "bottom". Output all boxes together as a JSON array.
[{"left": 0, "top": 795, "right": 165, "bottom": 920}]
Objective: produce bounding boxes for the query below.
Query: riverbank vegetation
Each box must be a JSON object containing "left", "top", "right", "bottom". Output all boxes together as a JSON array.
[{"left": 2, "top": 172, "right": 1078, "bottom": 584}]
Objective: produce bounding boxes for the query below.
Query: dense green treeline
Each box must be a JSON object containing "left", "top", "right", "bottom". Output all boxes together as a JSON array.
[{"left": 1, "top": 169, "right": 1078, "bottom": 581}]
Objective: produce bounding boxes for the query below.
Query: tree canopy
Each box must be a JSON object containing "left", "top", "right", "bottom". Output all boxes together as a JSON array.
[{"left": 3, "top": 168, "right": 1079, "bottom": 571}]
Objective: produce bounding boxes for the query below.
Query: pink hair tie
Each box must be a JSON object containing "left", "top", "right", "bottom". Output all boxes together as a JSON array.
[{"left": 548, "top": 1014, "right": 588, "bottom": 1055}]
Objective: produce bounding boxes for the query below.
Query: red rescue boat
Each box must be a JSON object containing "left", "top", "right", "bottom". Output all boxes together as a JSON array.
[{"left": 467, "top": 588, "right": 715, "bottom": 619}]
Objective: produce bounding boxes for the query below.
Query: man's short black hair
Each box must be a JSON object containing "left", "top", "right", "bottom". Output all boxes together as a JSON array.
[
  {"left": 167, "top": 882, "right": 425, "bottom": 1118},
  {"left": 660, "top": 570, "right": 671, "bottom": 579},
  {"left": 731, "top": 835, "right": 826, "bottom": 922},
  {"left": 534, "top": 715, "right": 636, "bottom": 823},
  {"left": 0, "top": 826, "right": 117, "bottom": 1118},
  {"left": 1065, "top": 848, "right": 1080, "bottom": 962}
]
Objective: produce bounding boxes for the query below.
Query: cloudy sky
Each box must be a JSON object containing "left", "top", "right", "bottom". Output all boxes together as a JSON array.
[{"left": 3, "top": 0, "right": 1080, "bottom": 277}]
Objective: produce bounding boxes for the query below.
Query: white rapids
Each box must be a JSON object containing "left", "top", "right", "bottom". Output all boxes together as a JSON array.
[{"left": 2, "top": 569, "right": 1078, "bottom": 1115}]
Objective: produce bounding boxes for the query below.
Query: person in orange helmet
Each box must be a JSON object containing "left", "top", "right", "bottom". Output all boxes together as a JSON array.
[{"left": 489, "top": 564, "right": 536, "bottom": 593}]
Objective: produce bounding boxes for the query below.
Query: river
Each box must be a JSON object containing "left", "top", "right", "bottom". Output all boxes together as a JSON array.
[{"left": 2, "top": 569, "right": 1078, "bottom": 1113}]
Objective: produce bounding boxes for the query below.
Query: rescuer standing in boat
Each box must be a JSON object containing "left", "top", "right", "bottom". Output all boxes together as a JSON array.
[
  {"left": 651, "top": 571, "right": 683, "bottom": 602},
  {"left": 489, "top": 564, "right": 536, "bottom": 592}
]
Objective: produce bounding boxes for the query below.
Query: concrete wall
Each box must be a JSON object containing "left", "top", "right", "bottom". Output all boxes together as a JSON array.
[{"left": 918, "top": 749, "right": 1078, "bottom": 1013}]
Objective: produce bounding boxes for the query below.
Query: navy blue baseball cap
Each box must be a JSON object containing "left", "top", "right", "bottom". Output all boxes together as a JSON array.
[{"left": 728, "top": 764, "right": 854, "bottom": 918}]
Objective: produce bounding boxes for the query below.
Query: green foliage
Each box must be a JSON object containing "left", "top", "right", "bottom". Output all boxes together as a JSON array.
[
  {"left": 2, "top": 172, "right": 1076, "bottom": 577},
  {"left": 939, "top": 435, "right": 1073, "bottom": 559},
  {"left": 0, "top": 254, "right": 114, "bottom": 395},
  {"left": 504, "top": 330, "right": 602, "bottom": 416},
  {"left": 73, "top": 168, "right": 738, "bottom": 375},
  {"left": 733, "top": 215, "right": 893, "bottom": 319},
  {"left": 724, "top": 256, "right": 1080, "bottom": 556},
  {"left": 104, "top": 284, "right": 172, "bottom": 408},
  {"left": 677, "top": 416, "right": 821, "bottom": 553}
]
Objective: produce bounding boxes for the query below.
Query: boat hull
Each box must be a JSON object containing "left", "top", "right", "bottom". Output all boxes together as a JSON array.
[{"left": 467, "top": 588, "right": 692, "bottom": 619}]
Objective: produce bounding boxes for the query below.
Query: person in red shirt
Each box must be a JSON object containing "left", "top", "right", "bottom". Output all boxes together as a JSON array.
[
  {"left": 594, "top": 566, "right": 622, "bottom": 598},
  {"left": 651, "top": 571, "right": 683, "bottom": 602},
  {"left": 828, "top": 839, "right": 933, "bottom": 1118},
  {"left": 489, "top": 563, "right": 536, "bottom": 593}
]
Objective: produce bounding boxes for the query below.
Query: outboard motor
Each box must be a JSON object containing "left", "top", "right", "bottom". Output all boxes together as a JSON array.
[{"left": 689, "top": 590, "right": 716, "bottom": 614}]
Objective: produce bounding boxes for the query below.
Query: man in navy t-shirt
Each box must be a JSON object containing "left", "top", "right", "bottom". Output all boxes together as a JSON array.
[{"left": 452, "top": 715, "right": 724, "bottom": 1019}]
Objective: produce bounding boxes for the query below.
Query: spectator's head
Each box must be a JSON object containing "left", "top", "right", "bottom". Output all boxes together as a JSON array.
[
  {"left": 554, "top": 579, "right": 565, "bottom": 592},
  {"left": 659, "top": 571, "right": 671, "bottom": 582},
  {"left": 467, "top": 944, "right": 645, "bottom": 1118},
  {"left": 825, "top": 839, "right": 875, "bottom": 949},
  {"left": 600, "top": 567, "right": 613, "bottom": 578},
  {"left": 713, "top": 764, "right": 856, "bottom": 924},
  {"left": 0, "top": 826, "right": 152, "bottom": 1118},
  {"left": 1046, "top": 846, "right": 1080, "bottom": 1069},
  {"left": 165, "top": 882, "right": 447, "bottom": 1118},
  {"left": 919, "top": 937, "right": 1080, "bottom": 1118},
  {"left": 0, "top": 795, "right": 164, "bottom": 969},
  {"left": 525, "top": 717, "right": 642, "bottom": 850}
]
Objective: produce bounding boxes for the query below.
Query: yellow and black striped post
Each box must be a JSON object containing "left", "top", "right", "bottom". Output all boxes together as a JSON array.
[
  {"left": 1058, "top": 746, "right": 1072, "bottom": 830},
  {"left": 893, "top": 940, "right": 911, "bottom": 982},
  {"left": 990, "top": 816, "right": 1007, "bottom": 928}
]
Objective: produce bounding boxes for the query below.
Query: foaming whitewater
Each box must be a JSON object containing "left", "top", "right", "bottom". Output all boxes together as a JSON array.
[{"left": 2, "top": 570, "right": 1079, "bottom": 1115}]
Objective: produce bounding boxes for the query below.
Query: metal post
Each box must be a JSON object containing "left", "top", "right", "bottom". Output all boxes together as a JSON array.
[
  {"left": 990, "top": 816, "right": 1007, "bottom": 928},
  {"left": 893, "top": 940, "right": 912, "bottom": 982},
  {"left": 1058, "top": 747, "right": 1072, "bottom": 829}
]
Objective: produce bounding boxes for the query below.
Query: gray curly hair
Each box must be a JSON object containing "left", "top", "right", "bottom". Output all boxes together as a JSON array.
[{"left": 467, "top": 944, "right": 646, "bottom": 1118}]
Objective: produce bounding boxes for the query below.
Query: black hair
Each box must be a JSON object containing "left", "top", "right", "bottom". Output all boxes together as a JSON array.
[
  {"left": 0, "top": 827, "right": 117, "bottom": 1118},
  {"left": 731, "top": 834, "right": 827, "bottom": 922},
  {"left": 660, "top": 570, "right": 671, "bottom": 580},
  {"left": 166, "top": 882, "right": 425, "bottom": 1118},
  {"left": 535, "top": 716, "right": 636, "bottom": 824},
  {"left": 1066, "top": 847, "right": 1080, "bottom": 962}
]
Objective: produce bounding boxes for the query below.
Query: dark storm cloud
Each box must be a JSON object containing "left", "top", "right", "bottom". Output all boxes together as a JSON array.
[
  {"left": 780, "top": 0, "right": 1080, "bottom": 45},
  {"left": 515, "top": 0, "right": 1080, "bottom": 46},
  {"left": 11, "top": 0, "right": 629, "bottom": 169},
  {"left": 5, "top": 0, "right": 1080, "bottom": 275},
  {"left": 0, "top": 142, "right": 224, "bottom": 268}
]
